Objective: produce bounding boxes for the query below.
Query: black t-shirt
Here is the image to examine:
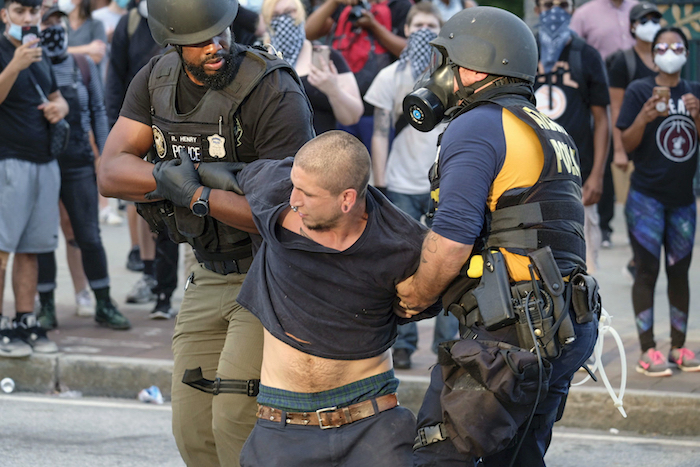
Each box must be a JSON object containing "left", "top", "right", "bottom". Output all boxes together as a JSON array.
[
  {"left": 607, "top": 48, "right": 656, "bottom": 89},
  {"left": 534, "top": 41, "right": 610, "bottom": 181},
  {"left": 236, "top": 157, "right": 441, "bottom": 360},
  {"left": 301, "top": 49, "right": 351, "bottom": 134},
  {"left": 120, "top": 51, "right": 315, "bottom": 163},
  {"left": 617, "top": 76, "right": 700, "bottom": 206},
  {"left": 0, "top": 36, "right": 58, "bottom": 163}
]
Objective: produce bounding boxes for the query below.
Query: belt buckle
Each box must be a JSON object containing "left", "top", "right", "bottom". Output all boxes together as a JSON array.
[{"left": 316, "top": 406, "right": 340, "bottom": 429}]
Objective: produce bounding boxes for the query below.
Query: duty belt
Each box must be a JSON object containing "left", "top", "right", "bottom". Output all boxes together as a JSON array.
[
  {"left": 200, "top": 256, "right": 252, "bottom": 275},
  {"left": 256, "top": 393, "right": 399, "bottom": 429}
]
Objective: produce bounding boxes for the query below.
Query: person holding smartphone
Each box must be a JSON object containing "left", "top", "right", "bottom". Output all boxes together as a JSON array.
[
  {"left": 617, "top": 27, "right": 700, "bottom": 376},
  {"left": 0, "top": 0, "right": 68, "bottom": 358},
  {"left": 261, "top": 0, "right": 363, "bottom": 134}
]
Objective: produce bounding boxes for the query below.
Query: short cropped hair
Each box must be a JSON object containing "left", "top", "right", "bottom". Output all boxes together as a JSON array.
[
  {"left": 406, "top": 1, "right": 443, "bottom": 28},
  {"left": 261, "top": 0, "right": 307, "bottom": 27},
  {"left": 294, "top": 131, "right": 370, "bottom": 198},
  {"left": 4, "top": 0, "right": 42, "bottom": 8}
]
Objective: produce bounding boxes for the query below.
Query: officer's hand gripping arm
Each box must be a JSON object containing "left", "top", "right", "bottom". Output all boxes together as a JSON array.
[
  {"left": 197, "top": 162, "right": 247, "bottom": 195},
  {"left": 145, "top": 149, "right": 202, "bottom": 208}
]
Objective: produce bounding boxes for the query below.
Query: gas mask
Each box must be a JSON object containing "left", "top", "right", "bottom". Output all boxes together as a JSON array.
[{"left": 403, "top": 49, "right": 458, "bottom": 132}]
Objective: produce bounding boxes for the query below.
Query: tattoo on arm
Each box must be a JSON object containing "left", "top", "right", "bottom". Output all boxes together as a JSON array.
[
  {"left": 373, "top": 108, "right": 391, "bottom": 138},
  {"left": 420, "top": 232, "right": 439, "bottom": 263}
]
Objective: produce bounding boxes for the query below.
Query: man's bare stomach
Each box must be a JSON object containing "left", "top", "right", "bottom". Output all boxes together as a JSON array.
[{"left": 260, "top": 329, "right": 393, "bottom": 393}]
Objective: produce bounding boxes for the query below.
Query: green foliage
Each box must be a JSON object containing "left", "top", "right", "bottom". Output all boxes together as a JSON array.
[{"left": 478, "top": 0, "right": 525, "bottom": 18}]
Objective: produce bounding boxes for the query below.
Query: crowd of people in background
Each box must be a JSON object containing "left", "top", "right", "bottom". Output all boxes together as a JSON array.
[{"left": 1, "top": 0, "right": 699, "bottom": 380}]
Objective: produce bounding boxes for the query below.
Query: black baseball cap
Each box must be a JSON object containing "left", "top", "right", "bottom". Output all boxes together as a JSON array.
[
  {"left": 629, "top": 2, "right": 662, "bottom": 22},
  {"left": 42, "top": 5, "right": 66, "bottom": 23}
]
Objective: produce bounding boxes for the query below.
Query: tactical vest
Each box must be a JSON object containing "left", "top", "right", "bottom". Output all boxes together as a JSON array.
[
  {"left": 146, "top": 46, "right": 298, "bottom": 261},
  {"left": 429, "top": 92, "right": 586, "bottom": 271}
]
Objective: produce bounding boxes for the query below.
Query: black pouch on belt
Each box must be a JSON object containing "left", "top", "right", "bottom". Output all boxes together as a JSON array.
[
  {"left": 571, "top": 272, "right": 601, "bottom": 324},
  {"left": 174, "top": 205, "right": 206, "bottom": 238},
  {"left": 437, "top": 333, "right": 552, "bottom": 458}
]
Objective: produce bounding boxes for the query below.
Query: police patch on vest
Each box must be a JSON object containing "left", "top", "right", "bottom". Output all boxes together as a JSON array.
[
  {"left": 170, "top": 134, "right": 203, "bottom": 162},
  {"left": 152, "top": 125, "right": 167, "bottom": 158},
  {"left": 207, "top": 134, "right": 226, "bottom": 158}
]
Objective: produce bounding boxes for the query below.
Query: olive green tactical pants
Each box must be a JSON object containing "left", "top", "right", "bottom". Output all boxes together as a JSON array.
[{"left": 171, "top": 263, "right": 263, "bottom": 467}]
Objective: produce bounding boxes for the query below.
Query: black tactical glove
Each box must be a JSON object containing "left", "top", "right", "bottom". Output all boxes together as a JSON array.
[
  {"left": 146, "top": 150, "right": 202, "bottom": 208},
  {"left": 197, "top": 162, "right": 247, "bottom": 195}
]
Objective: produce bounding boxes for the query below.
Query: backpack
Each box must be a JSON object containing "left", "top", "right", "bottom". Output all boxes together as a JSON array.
[
  {"left": 605, "top": 48, "right": 636, "bottom": 84},
  {"left": 567, "top": 34, "right": 590, "bottom": 105}
]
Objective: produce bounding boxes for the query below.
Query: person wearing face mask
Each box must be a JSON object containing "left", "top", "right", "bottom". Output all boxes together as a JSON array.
[
  {"left": 260, "top": 0, "right": 363, "bottom": 134},
  {"left": 97, "top": 0, "right": 315, "bottom": 464},
  {"left": 363, "top": 1, "right": 458, "bottom": 371},
  {"left": 396, "top": 7, "right": 598, "bottom": 466},
  {"left": 0, "top": 0, "right": 69, "bottom": 358},
  {"left": 606, "top": 2, "right": 661, "bottom": 280},
  {"left": 92, "top": 0, "right": 128, "bottom": 43},
  {"left": 617, "top": 27, "right": 700, "bottom": 377},
  {"left": 35, "top": 5, "right": 130, "bottom": 331},
  {"left": 532, "top": 0, "right": 610, "bottom": 274}
]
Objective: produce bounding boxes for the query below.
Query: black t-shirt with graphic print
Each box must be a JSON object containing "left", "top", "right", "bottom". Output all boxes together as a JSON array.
[
  {"left": 534, "top": 41, "right": 610, "bottom": 182},
  {"left": 617, "top": 76, "right": 700, "bottom": 206}
]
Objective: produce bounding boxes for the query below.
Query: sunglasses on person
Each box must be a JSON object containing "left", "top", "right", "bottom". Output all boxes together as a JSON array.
[
  {"left": 542, "top": 1, "right": 570, "bottom": 9},
  {"left": 654, "top": 42, "right": 687, "bottom": 55},
  {"left": 638, "top": 16, "right": 661, "bottom": 25}
]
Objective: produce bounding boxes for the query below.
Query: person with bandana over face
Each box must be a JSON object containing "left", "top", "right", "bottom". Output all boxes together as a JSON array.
[
  {"left": 35, "top": 5, "right": 130, "bottom": 331},
  {"left": 396, "top": 7, "right": 598, "bottom": 466},
  {"left": 260, "top": 0, "right": 363, "bottom": 134},
  {"left": 96, "top": 0, "right": 314, "bottom": 464},
  {"left": 0, "top": 0, "right": 68, "bottom": 358},
  {"left": 607, "top": 2, "right": 661, "bottom": 281},
  {"left": 617, "top": 27, "right": 700, "bottom": 376},
  {"left": 363, "top": 1, "right": 458, "bottom": 371},
  {"left": 533, "top": 0, "right": 610, "bottom": 274}
]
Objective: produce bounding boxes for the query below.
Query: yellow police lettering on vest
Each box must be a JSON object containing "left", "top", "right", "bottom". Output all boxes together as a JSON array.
[
  {"left": 522, "top": 107, "right": 567, "bottom": 134},
  {"left": 550, "top": 139, "right": 580, "bottom": 176}
]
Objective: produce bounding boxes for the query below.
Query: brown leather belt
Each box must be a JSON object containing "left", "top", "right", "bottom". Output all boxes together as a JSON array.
[{"left": 256, "top": 393, "right": 399, "bottom": 429}]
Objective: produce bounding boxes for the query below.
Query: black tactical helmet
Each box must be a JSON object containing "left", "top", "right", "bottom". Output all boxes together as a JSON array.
[
  {"left": 430, "top": 6, "right": 538, "bottom": 83},
  {"left": 148, "top": 0, "right": 239, "bottom": 47}
]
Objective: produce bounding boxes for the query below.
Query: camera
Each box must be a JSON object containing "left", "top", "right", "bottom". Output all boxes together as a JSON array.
[{"left": 348, "top": 0, "right": 371, "bottom": 23}]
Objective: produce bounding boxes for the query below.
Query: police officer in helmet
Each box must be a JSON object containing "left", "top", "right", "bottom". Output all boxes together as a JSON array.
[
  {"left": 397, "top": 7, "right": 599, "bottom": 466},
  {"left": 97, "top": 0, "right": 314, "bottom": 464}
]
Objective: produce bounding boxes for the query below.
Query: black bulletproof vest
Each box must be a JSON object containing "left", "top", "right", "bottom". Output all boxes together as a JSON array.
[
  {"left": 147, "top": 46, "right": 297, "bottom": 261},
  {"left": 430, "top": 90, "right": 586, "bottom": 273}
]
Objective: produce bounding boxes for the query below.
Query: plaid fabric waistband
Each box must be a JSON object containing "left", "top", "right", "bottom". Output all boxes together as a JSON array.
[{"left": 257, "top": 370, "right": 399, "bottom": 412}]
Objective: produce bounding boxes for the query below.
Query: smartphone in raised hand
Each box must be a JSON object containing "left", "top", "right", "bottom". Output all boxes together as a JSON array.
[
  {"left": 312, "top": 45, "right": 331, "bottom": 69},
  {"left": 21, "top": 25, "right": 40, "bottom": 48}
]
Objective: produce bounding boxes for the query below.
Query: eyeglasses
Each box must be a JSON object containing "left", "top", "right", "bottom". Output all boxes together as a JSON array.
[
  {"left": 654, "top": 42, "right": 686, "bottom": 55},
  {"left": 542, "top": 1, "right": 570, "bottom": 9},
  {"left": 638, "top": 16, "right": 661, "bottom": 25}
]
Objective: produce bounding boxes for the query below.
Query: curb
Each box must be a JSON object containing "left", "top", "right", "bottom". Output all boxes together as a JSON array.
[{"left": 2, "top": 354, "right": 699, "bottom": 436}]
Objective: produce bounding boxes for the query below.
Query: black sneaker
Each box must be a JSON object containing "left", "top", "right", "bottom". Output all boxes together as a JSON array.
[
  {"left": 14, "top": 314, "right": 58, "bottom": 354},
  {"left": 126, "top": 246, "right": 144, "bottom": 272},
  {"left": 601, "top": 229, "right": 612, "bottom": 249},
  {"left": 95, "top": 299, "right": 131, "bottom": 330},
  {"left": 393, "top": 348, "right": 412, "bottom": 370},
  {"left": 37, "top": 295, "right": 57, "bottom": 330},
  {"left": 0, "top": 316, "right": 32, "bottom": 358},
  {"left": 150, "top": 294, "right": 176, "bottom": 320}
]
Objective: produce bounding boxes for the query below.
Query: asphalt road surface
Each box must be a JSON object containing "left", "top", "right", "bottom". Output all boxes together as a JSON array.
[{"left": 1, "top": 393, "right": 699, "bottom": 466}]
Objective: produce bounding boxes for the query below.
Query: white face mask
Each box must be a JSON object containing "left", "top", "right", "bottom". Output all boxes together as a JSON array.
[
  {"left": 138, "top": 1, "right": 148, "bottom": 18},
  {"left": 634, "top": 21, "right": 661, "bottom": 43},
  {"left": 654, "top": 50, "right": 687, "bottom": 74},
  {"left": 57, "top": 0, "right": 76, "bottom": 15}
]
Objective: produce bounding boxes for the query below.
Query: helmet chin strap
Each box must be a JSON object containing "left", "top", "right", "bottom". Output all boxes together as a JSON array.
[{"left": 450, "top": 64, "right": 502, "bottom": 104}]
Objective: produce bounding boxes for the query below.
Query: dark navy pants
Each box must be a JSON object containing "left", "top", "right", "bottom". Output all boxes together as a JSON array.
[
  {"left": 413, "top": 312, "right": 598, "bottom": 467},
  {"left": 240, "top": 406, "right": 416, "bottom": 467}
]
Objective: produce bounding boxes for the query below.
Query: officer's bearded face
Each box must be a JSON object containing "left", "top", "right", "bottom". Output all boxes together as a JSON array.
[{"left": 180, "top": 28, "right": 241, "bottom": 90}]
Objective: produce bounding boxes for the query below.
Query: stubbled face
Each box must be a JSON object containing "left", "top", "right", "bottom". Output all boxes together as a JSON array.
[{"left": 289, "top": 164, "right": 344, "bottom": 231}]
